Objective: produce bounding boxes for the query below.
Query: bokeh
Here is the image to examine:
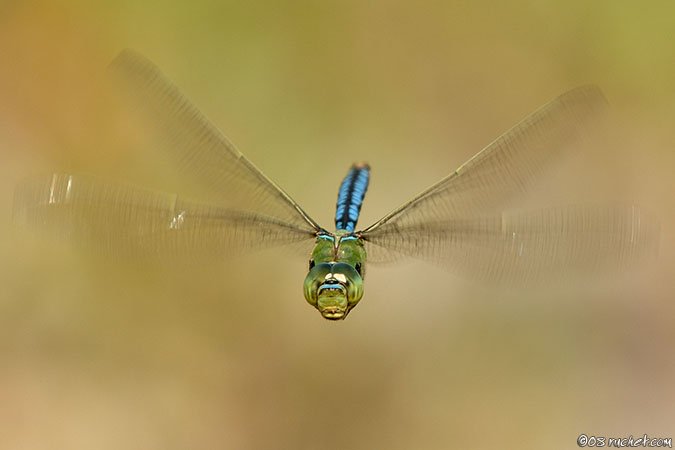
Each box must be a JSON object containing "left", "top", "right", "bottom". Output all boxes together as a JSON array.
[{"left": 1, "top": 2, "right": 674, "bottom": 449}]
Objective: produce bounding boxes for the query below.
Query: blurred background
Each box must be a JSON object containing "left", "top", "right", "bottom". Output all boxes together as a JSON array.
[{"left": 1, "top": 1, "right": 674, "bottom": 449}]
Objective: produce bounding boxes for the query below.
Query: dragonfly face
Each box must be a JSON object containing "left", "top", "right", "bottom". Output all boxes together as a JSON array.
[{"left": 303, "top": 234, "right": 366, "bottom": 320}]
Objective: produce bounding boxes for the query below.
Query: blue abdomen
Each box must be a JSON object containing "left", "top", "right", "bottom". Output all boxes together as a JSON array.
[{"left": 335, "top": 163, "right": 370, "bottom": 232}]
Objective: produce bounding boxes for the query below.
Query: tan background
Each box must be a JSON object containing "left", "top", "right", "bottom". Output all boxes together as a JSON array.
[{"left": 1, "top": 2, "right": 674, "bottom": 449}]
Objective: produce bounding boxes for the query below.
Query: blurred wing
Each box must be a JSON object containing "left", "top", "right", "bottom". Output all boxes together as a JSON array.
[
  {"left": 363, "top": 206, "right": 659, "bottom": 284},
  {"left": 360, "top": 86, "right": 608, "bottom": 238},
  {"left": 13, "top": 174, "right": 317, "bottom": 261},
  {"left": 109, "top": 49, "right": 322, "bottom": 232}
]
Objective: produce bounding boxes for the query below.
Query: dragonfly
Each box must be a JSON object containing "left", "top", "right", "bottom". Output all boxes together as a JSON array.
[{"left": 13, "top": 50, "right": 656, "bottom": 320}]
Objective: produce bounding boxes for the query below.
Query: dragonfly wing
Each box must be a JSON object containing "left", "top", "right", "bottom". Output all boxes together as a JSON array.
[
  {"left": 361, "top": 86, "right": 608, "bottom": 236},
  {"left": 13, "top": 174, "right": 317, "bottom": 261},
  {"left": 362, "top": 206, "right": 659, "bottom": 284},
  {"left": 109, "top": 49, "right": 322, "bottom": 232}
]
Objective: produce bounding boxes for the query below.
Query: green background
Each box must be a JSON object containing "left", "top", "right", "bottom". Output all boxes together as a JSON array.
[{"left": 1, "top": 2, "right": 673, "bottom": 449}]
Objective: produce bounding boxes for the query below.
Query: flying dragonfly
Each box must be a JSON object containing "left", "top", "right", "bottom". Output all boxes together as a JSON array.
[{"left": 13, "top": 50, "right": 657, "bottom": 320}]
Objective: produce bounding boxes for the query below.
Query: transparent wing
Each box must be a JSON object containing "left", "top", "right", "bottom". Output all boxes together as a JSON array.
[
  {"left": 109, "top": 49, "right": 322, "bottom": 232},
  {"left": 360, "top": 86, "right": 608, "bottom": 237},
  {"left": 13, "top": 174, "right": 317, "bottom": 261},
  {"left": 363, "top": 206, "right": 659, "bottom": 284}
]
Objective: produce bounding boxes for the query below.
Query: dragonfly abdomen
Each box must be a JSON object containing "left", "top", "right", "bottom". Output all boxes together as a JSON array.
[{"left": 335, "top": 163, "right": 370, "bottom": 232}]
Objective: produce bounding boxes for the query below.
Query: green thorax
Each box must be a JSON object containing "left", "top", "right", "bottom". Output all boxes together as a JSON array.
[{"left": 311, "top": 232, "right": 367, "bottom": 268}]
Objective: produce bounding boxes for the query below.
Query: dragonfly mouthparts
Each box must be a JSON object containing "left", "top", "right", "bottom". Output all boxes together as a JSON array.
[{"left": 316, "top": 282, "right": 349, "bottom": 320}]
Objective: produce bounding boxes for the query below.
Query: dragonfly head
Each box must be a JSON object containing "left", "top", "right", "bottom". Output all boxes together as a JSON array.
[{"left": 303, "top": 262, "right": 364, "bottom": 320}]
